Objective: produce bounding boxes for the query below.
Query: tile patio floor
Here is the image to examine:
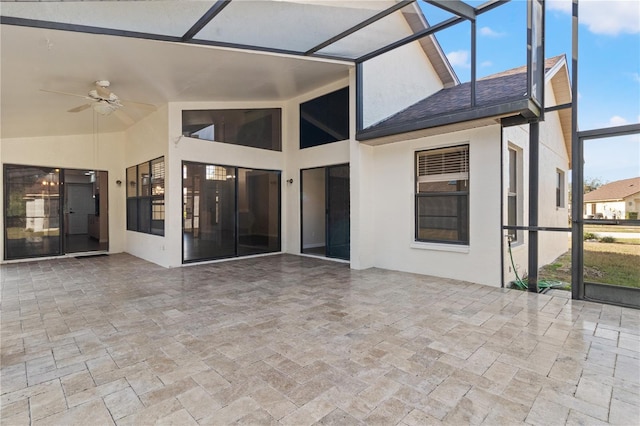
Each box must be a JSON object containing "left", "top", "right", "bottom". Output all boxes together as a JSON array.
[{"left": 1, "top": 253, "right": 639, "bottom": 425}]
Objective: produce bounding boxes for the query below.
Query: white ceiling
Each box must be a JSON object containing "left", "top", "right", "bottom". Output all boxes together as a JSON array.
[{"left": 0, "top": 24, "right": 352, "bottom": 138}]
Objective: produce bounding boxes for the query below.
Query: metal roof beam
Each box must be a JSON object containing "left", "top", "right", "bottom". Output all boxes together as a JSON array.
[
  {"left": 358, "top": 0, "right": 509, "bottom": 63},
  {"left": 357, "top": 15, "right": 462, "bottom": 63},
  {"left": 578, "top": 123, "right": 640, "bottom": 140},
  {"left": 305, "top": 0, "right": 415, "bottom": 56},
  {"left": 0, "top": 16, "right": 354, "bottom": 64},
  {"left": 424, "top": 0, "right": 476, "bottom": 20},
  {"left": 182, "top": 0, "right": 232, "bottom": 42}
]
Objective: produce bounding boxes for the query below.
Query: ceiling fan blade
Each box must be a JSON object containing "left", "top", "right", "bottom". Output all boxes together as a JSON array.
[
  {"left": 40, "top": 89, "right": 91, "bottom": 100},
  {"left": 68, "top": 104, "right": 93, "bottom": 113},
  {"left": 120, "top": 99, "right": 157, "bottom": 111},
  {"left": 113, "top": 109, "right": 135, "bottom": 126}
]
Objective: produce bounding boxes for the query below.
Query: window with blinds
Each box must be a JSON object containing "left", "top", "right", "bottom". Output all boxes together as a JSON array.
[
  {"left": 417, "top": 145, "right": 469, "bottom": 181},
  {"left": 415, "top": 145, "right": 469, "bottom": 244}
]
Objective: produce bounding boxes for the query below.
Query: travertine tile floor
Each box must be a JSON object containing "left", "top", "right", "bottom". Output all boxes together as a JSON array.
[{"left": 1, "top": 253, "right": 638, "bottom": 425}]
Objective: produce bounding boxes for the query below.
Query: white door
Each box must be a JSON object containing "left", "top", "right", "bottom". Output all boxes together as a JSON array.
[{"left": 67, "top": 184, "right": 94, "bottom": 235}]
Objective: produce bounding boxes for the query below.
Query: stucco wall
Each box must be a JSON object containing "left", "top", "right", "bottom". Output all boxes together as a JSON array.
[
  {"left": 362, "top": 40, "right": 443, "bottom": 128},
  {"left": 0, "top": 129, "right": 127, "bottom": 260},
  {"left": 123, "top": 106, "right": 170, "bottom": 266},
  {"left": 502, "top": 78, "right": 571, "bottom": 283},
  {"left": 283, "top": 78, "right": 352, "bottom": 256},
  {"left": 364, "top": 125, "right": 503, "bottom": 287}
]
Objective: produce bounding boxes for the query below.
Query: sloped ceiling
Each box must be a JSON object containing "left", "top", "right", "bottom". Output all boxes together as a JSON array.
[{"left": 0, "top": 24, "right": 351, "bottom": 138}]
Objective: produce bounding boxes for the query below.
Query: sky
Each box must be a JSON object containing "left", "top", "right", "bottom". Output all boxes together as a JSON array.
[{"left": 418, "top": 0, "right": 640, "bottom": 183}]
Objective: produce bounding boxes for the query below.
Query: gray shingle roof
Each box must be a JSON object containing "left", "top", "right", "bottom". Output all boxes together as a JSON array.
[{"left": 366, "top": 56, "right": 564, "bottom": 132}]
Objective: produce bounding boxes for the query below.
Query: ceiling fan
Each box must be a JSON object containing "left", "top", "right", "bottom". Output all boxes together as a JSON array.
[{"left": 40, "top": 80, "right": 157, "bottom": 125}]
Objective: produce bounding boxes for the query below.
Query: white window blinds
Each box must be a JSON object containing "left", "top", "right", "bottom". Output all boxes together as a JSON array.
[{"left": 417, "top": 145, "right": 469, "bottom": 182}]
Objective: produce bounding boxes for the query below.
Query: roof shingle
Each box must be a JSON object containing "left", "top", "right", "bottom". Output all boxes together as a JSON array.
[
  {"left": 584, "top": 177, "right": 640, "bottom": 202},
  {"left": 366, "top": 56, "right": 565, "bottom": 131}
]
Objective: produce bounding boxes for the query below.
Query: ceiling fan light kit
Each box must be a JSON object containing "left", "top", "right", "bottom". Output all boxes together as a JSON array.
[
  {"left": 41, "top": 80, "right": 156, "bottom": 122},
  {"left": 92, "top": 101, "right": 119, "bottom": 115}
]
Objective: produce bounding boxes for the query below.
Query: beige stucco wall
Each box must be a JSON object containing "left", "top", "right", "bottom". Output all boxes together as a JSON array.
[
  {"left": 123, "top": 106, "right": 170, "bottom": 267},
  {"left": 360, "top": 125, "right": 503, "bottom": 286},
  {"left": 283, "top": 78, "right": 352, "bottom": 258},
  {"left": 362, "top": 40, "right": 443, "bottom": 128},
  {"left": 502, "top": 77, "right": 571, "bottom": 284}
]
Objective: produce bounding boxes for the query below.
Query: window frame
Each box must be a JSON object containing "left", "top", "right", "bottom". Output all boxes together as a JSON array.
[
  {"left": 414, "top": 144, "right": 470, "bottom": 245},
  {"left": 181, "top": 108, "right": 282, "bottom": 151},
  {"left": 299, "top": 87, "right": 349, "bottom": 149},
  {"left": 556, "top": 169, "right": 565, "bottom": 208},
  {"left": 506, "top": 145, "right": 524, "bottom": 244},
  {"left": 126, "top": 156, "right": 165, "bottom": 236},
  {"left": 181, "top": 160, "right": 282, "bottom": 263}
]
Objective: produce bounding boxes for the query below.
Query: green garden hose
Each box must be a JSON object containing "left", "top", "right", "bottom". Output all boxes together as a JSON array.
[{"left": 507, "top": 236, "right": 566, "bottom": 292}]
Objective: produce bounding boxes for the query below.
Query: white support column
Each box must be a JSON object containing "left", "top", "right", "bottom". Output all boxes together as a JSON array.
[{"left": 349, "top": 68, "right": 375, "bottom": 270}]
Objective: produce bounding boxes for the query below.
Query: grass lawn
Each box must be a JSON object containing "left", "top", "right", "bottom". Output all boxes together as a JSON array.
[
  {"left": 540, "top": 241, "right": 640, "bottom": 289},
  {"left": 584, "top": 225, "right": 640, "bottom": 234}
]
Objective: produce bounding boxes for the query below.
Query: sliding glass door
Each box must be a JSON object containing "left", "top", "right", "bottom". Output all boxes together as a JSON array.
[
  {"left": 182, "top": 161, "right": 281, "bottom": 263},
  {"left": 237, "top": 168, "right": 281, "bottom": 256},
  {"left": 4, "top": 165, "right": 110, "bottom": 260},
  {"left": 4, "top": 165, "right": 62, "bottom": 259},
  {"left": 326, "top": 164, "right": 350, "bottom": 259},
  {"left": 301, "top": 164, "right": 350, "bottom": 261},
  {"left": 182, "top": 163, "right": 236, "bottom": 261}
]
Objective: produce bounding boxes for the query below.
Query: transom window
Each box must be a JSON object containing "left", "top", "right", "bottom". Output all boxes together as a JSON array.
[
  {"left": 415, "top": 145, "right": 469, "bottom": 244},
  {"left": 182, "top": 108, "right": 282, "bottom": 151},
  {"left": 300, "top": 87, "right": 349, "bottom": 149}
]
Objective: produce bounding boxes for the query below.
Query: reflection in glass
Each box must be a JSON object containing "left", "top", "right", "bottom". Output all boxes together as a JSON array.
[
  {"left": 301, "top": 168, "right": 327, "bottom": 256},
  {"left": 183, "top": 162, "right": 237, "bottom": 262},
  {"left": 326, "top": 165, "right": 350, "bottom": 260},
  {"left": 4, "top": 165, "right": 61, "bottom": 259},
  {"left": 300, "top": 88, "right": 349, "bottom": 149},
  {"left": 126, "top": 166, "right": 138, "bottom": 231},
  {"left": 126, "top": 166, "right": 137, "bottom": 197},
  {"left": 416, "top": 193, "right": 468, "bottom": 244},
  {"left": 182, "top": 162, "right": 281, "bottom": 262},
  {"left": 127, "top": 158, "right": 165, "bottom": 236},
  {"left": 237, "top": 168, "right": 281, "bottom": 256},
  {"left": 182, "top": 109, "right": 282, "bottom": 151},
  {"left": 138, "top": 162, "right": 150, "bottom": 197}
]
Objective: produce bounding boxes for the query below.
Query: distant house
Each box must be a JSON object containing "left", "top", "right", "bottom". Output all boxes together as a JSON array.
[{"left": 584, "top": 177, "right": 640, "bottom": 219}]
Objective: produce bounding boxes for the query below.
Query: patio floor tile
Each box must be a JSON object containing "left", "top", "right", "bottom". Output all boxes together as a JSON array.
[{"left": 1, "top": 253, "right": 639, "bottom": 425}]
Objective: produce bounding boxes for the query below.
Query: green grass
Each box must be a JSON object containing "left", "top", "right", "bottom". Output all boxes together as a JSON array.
[
  {"left": 584, "top": 225, "right": 639, "bottom": 233},
  {"left": 618, "top": 239, "right": 640, "bottom": 245},
  {"left": 539, "top": 246, "right": 640, "bottom": 289}
]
